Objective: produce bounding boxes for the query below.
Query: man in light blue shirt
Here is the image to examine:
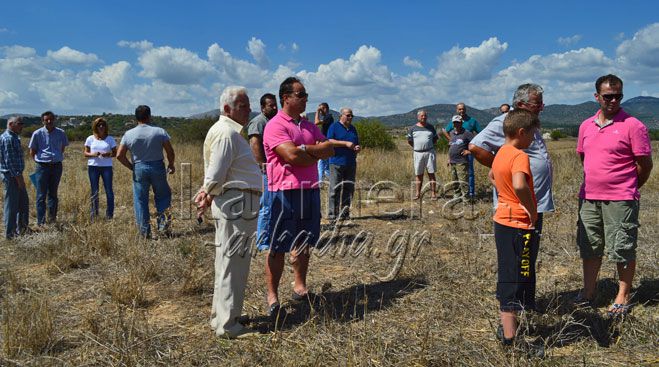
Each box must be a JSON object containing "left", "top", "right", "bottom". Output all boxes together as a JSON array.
[
  {"left": 29, "top": 111, "right": 69, "bottom": 225},
  {"left": 469, "top": 84, "right": 554, "bottom": 233},
  {"left": 117, "top": 105, "right": 176, "bottom": 238}
]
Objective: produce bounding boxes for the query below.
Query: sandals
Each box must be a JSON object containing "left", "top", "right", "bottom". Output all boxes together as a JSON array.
[{"left": 607, "top": 303, "right": 632, "bottom": 317}]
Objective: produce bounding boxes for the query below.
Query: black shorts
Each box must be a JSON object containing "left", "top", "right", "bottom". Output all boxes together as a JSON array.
[{"left": 494, "top": 222, "right": 539, "bottom": 312}]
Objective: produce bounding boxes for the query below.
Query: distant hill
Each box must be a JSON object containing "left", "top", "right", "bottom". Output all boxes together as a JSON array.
[
  {"left": 373, "top": 104, "right": 497, "bottom": 129},
  {"left": 190, "top": 109, "right": 363, "bottom": 123}
]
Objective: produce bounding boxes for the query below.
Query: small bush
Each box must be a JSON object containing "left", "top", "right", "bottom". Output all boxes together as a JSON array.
[
  {"left": 550, "top": 129, "right": 567, "bottom": 141},
  {"left": 353, "top": 119, "right": 396, "bottom": 151}
]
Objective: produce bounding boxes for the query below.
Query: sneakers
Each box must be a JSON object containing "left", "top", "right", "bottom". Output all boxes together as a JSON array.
[{"left": 219, "top": 325, "right": 259, "bottom": 339}]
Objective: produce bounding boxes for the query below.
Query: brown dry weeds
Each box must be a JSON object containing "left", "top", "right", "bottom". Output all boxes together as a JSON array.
[{"left": 0, "top": 138, "right": 657, "bottom": 366}]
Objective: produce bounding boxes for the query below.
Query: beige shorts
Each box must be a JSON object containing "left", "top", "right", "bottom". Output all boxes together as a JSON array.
[{"left": 413, "top": 151, "right": 436, "bottom": 175}]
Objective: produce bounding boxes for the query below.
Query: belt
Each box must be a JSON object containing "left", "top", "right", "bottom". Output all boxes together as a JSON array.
[
  {"left": 37, "top": 161, "right": 62, "bottom": 166},
  {"left": 414, "top": 148, "right": 435, "bottom": 153}
]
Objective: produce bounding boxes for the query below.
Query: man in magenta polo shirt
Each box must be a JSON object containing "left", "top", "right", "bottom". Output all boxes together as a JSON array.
[
  {"left": 576, "top": 74, "right": 653, "bottom": 316},
  {"left": 261, "top": 77, "right": 334, "bottom": 321}
]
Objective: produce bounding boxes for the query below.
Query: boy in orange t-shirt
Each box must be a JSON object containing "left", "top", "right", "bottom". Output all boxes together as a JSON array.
[{"left": 488, "top": 109, "right": 540, "bottom": 347}]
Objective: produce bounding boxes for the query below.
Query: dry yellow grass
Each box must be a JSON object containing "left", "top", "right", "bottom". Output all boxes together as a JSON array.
[{"left": 0, "top": 136, "right": 657, "bottom": 366}]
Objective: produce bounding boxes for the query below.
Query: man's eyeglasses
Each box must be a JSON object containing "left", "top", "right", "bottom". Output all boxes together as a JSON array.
[
  {"left": 344, "top": 114, "right": 353, "bottom": 117},
  {"left": 290, "top": 91, "right": 308, "bottom": 99},
  {"left": 524, "top": 101, "right": 544, "bottom": 108},
  {"left": 600, "top": 93, "right": 623, "bottom": 102}
]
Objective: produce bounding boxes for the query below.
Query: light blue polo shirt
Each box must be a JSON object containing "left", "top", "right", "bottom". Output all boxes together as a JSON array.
[
  {"left": 28, "top": 127, "right": 69, "bottom": 163},
  {"left": 470, "top": 112, "right": 555, "bottom": 212}
]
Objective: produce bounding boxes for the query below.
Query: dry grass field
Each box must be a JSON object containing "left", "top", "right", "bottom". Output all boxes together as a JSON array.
[{"left": 0, "top": 137, "right": 657, "bottom": 366}]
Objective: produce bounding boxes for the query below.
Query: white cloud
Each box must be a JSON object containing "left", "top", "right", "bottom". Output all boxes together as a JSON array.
[
  {"left": 403, "top": 56, "right": 422, "bottom": 69},
  {"left": 91, "top": 61, "right": 132, "bottom": 90},
  {"left": 0, "top": 28, "right": 8, "bottom": 33},
  {"left": 616, "top": 23, "right": 659, "bottom": 80},
  {"left": 557, "top": 35, "right": 582, "bottom": 47},
  {"left": 207, "top": 43, "right": 268, "bottom": 87},
  {"left": 138, "top": 46, "right": 215, "bottom": 85},
  {"left": 47, "top": 46, "right": 100, "bottom": 65},
  {"left": 118, "top": 40, "right": 154, "bottom": 51},
  {"left": 247, "top": 37, "right": 269, "bottom": 69},
  {"left": 2, "top": 45, "right": 36, "bottom": 58},
  {"left": 291, "top": 43, "right": 299, "bottom": 53},
  {"left": 432, "top": 37, "right": 508, "bottom": 82}
]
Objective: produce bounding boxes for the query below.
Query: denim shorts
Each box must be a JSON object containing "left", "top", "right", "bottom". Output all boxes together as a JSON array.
[{"left": 265, "top": 188, "right": 321, "bottom": 253}]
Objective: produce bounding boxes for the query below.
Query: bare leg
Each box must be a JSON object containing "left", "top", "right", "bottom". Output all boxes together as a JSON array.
[
  {"left": 500, "top": 310, "right": 517, "bottom": 339},
  {"left": 582, "top": 257, "right": 602, "bottom": 299},
  {"left": 428, "top": 173, "right": 437, "bottom": 198},
  {"left": 414, "top": 175, "right": 423, "bottom": 199},
  {"left": 613, "top": 260, "right": 636, "bottom": 306},
  {"left": 265, "top": 252, "right": 285, "bottom": 306},
  {"left": 290, "top": 247, "right": 310, "bottom": 295}
]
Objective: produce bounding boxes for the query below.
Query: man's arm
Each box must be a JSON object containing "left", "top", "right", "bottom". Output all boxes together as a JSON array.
[
  {"left": 163, "top": 140, "right": 175, "bottom": 174},
  {"left": 248, "top": 135, "right": 266, "bottom": 167},
  {"left": 441, "top": 128, "right": 450, "bottom": 141},
  {"left": 29, "top": 148, "right": 36, "bottom": 160},
  {"left": 116, "top": 144, "right": 133, "bottom": 170},
  {"left": 328, "top": 139, "right": 356, "bottom": 150},
  {"left": 274, "top": 141, "right": 333, "bottom": 166},
  {"left": 469, "top": 144, "right": 494, "bottom": 167},
  {"left": 636, "top": 155, "right": 653, "bottom": 189}
]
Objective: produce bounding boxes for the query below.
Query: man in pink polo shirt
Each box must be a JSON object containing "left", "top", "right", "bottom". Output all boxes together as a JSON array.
[
  {"left": 576, "top": 74, "right": 653, "bottom": 316},
  {"left": 262, "top": 77, "right": 334, "bottom": 322}
]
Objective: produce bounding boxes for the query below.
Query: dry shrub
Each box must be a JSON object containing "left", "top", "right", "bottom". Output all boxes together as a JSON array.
[
  {"left": 80, "top": 305, "right": 156, "bottom": 366},
  {"left": 104, "top": 271, "right": 148, "bottom": 307},
  {"left": 1, "top": 292, "right": 54, "bottom": 358}
]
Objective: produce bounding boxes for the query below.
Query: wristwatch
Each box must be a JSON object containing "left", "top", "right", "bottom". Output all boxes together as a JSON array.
[{"left": 299, "top": 144, "right": 307, "bottom": 152}]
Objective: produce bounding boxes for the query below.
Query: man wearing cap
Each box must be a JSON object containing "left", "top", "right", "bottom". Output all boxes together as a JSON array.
[
  {"left": 443, "top": 103, "right": 480, "bottom": 198},
  {"left": 0, "top": 116, "right": 29, "bottom": 238},
  {"left": 447, "top": 115, "right": 473, "bottom": 199}
]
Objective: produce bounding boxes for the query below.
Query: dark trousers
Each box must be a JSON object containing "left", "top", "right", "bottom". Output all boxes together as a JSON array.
[
  {"left": 34, "top": 162, "right": 63, "bottom": 225},
  {"left": 328, "top": 164, "right": 356, "bottom": 220}
]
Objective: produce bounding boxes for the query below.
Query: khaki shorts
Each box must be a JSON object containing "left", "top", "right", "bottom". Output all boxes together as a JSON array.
[{"left": 577, "top": 199, "right": 639, "bottom": 263}]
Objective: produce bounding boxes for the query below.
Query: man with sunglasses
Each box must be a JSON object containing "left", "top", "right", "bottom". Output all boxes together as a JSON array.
[
  {"left": 261, "top": 77, "right": 334, "bottom": 322},
  {"left": 575, "top": 74, "right": 653, "bottom": 316},
  {"left": 0, "top": 116, "right": 29, "bottom": 238}
]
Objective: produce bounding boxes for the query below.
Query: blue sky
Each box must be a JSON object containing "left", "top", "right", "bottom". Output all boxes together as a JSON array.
[{"left": 1, "top": 1, "right": 658, "bottom": 117}]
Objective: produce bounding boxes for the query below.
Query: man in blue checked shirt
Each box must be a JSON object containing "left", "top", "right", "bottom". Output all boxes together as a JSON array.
[
  {"left": 0, "top": 116, "right": 30, "bottom": 238},
  {"left": 29, "top": 111, "right": 69, "bottom": 226}
]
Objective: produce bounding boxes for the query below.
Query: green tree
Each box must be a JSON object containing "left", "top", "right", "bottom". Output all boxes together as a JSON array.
[{"left": 353, "top": 119, "right": 396, "bottom": 151}]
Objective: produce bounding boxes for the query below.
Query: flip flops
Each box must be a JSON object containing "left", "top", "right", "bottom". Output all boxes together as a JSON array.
[
  {"left": 607, "top": 303, "right": 632, "bottom": 317},
  {"left": 291, "top": 291, "right": 315, "bottom": 302}
]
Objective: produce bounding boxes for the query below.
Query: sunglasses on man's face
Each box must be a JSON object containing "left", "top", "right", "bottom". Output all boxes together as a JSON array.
[
  {"left": 600, "top": 93, "right": 623, "bottom": 102},
  {"left": 290, "top": 91, "right": 308, "bottom": 99}
]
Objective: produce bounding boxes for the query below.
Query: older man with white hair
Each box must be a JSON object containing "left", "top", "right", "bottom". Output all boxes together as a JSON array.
[
  {"left": 194, "top": 86, "right": 262, "bottom": 339},
  {"left": 407, "top": 110, "right": 438, "bottom": 200},
  {"left": 0, "top": 116, "right": 29, "bottom": 238}
]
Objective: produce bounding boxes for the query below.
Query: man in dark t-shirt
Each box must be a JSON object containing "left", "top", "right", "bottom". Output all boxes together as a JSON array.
[
  {"left": 315, "top": 102, "right": 334, "bottom": 181},
  {"left": 448, "top": 115, "right": 473, "bottom": 198}
]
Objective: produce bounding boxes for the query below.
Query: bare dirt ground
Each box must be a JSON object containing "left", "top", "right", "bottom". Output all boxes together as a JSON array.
[{"left": 1, "top": 139, "right": 657, "bottom": 366}]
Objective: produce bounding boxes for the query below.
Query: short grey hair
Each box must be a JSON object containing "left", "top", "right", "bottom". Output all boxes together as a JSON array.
[
  {"left": 7, "top": 116, "right": 22, "bottom": 125},
  {"left": 416, "top": 109, "right": 426, "bottom": 117},
  {"left": 512, "top": 83, "right": 544, "bottom": 106},
  {"left": 219, "top": 86, "right": 248, "bottom": 112},
  {"left": 340, "top": 107, "right": 352, "bottom": 115}
]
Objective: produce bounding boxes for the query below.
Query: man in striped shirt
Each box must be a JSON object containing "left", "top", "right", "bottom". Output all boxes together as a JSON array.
[{"left": 0, "top": 116, "right": 29, "bottom": 239}]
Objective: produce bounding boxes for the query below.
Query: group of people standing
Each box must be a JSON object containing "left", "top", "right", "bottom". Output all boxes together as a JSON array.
[
  {"left": 0, "top": 74, "right": 653, "bottom": 349},
  {"left": 0, "top": 106, "right": 176, "bottom": 240}
]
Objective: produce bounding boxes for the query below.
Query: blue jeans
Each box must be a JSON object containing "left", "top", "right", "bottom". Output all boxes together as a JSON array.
[
  {"left": 132, "top": 161, "right": 172, "bottom": 237},
  {"left": 467, "top": 154, "right": 475, "bottom": 198},
  {"left": 88, "top": 166, "right": 114, "bottom": 220},
  {"left": 256, "top": 174, "right": 272, "bottom": 250},
  {"left": 2, "top": 172, "right": 29, "bottom": 238},
  {"left": 317, "top": 159, "right": 330, "bottom": 181},
  {"left": 34, "top": 162, "right": 63, "bottom": 225}
]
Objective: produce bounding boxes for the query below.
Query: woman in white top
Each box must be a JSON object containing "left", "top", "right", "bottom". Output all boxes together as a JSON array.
[{"left": 84, "top": 118, "right": 117, "bottom": 219}]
